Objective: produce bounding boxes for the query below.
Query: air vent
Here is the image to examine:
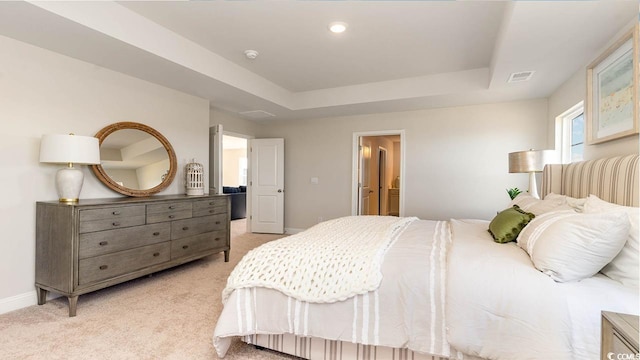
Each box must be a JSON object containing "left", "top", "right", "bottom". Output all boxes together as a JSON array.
[
  {"left": 508, "top": 71, "right": 535, "bottom": 83},
  {"left": 238, "top": 110, "right": 276, "bottom": 120}
]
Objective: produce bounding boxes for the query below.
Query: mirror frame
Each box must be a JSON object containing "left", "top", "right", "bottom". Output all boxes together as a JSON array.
[{"left": 91, "top": 122, "right": 177, "bottom": 197}]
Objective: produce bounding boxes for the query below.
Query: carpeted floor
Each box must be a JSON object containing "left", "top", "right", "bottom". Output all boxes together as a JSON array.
[{"left": 0, "top": 220, "right": 297, "bottom": 360}]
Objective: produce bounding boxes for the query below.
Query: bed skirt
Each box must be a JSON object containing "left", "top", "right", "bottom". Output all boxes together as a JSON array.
[{"left": 244, "top": 334, "right": 482, "bottom": 360}]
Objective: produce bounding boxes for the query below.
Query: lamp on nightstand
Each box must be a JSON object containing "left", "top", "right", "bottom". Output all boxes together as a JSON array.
[
  {"left": 39, "top": 133, "right": 101, "bottom": 203},
  {"left": 508, "top": 149, "right": 553, "bottom": 199}
]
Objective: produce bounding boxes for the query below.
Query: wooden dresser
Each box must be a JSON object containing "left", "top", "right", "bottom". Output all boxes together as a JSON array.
[{"left": 36, "top": 194, "right": 230, "bottom": 316}]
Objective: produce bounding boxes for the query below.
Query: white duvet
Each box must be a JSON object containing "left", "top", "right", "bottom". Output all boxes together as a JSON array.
[
  {"left": 447, "top": 219, "right": 639, "bottom": 360},
  {"left": 214, "top": 218, "right": 639, "bottom": 360},
  {"left": 214, "top": 220, "right": 454, "bottom": 358}
]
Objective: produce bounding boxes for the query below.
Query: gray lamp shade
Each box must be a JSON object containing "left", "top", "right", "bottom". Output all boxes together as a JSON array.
[
  {"left": 508, "top": 150, "right": 554, "bottom": 173},
  {"left": 39, "top": 134, "right": 100, "bottom": 165}
]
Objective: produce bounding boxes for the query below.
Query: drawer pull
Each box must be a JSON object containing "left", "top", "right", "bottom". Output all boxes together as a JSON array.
[
  {"left": 215, "top": 221, "right": 221, "bottom": 225},
  {"left": 99, "top": 241, "right": 108, "bottom": 246},
  {"left": 168, "top": 205, "right": 175, "bottom": 209},
  {"left": 182, "top": 245, "right": 189, "bottom": 250},
  {"left": 182, "top": 226, "right": 189, "bottom": 231},
  {"left": 209, "top": 202, "right": 215, "bottom": 205},
  {"left": 209, "top": 209, "right": 214, "bottom": 213},
  {"left": 168, "top": 215, "right": 175, "bottom": 219},
  {"left": 214, "top": 237, "right": 221, "bottom": 241},
  {"left": 112, "top": 222, "right": 120, "bottom": 227},
  {"left": 99, "top": 265, "right": 108, "bottom": 270},
  {"left": 112, "top": 211, "right": 121, "bottom": 215},
  {"left": 153, "top": 252, "right": 160, "bottom": 257},
  {"left": 153, "top": 232, "right": 160, "bottom": 236}
]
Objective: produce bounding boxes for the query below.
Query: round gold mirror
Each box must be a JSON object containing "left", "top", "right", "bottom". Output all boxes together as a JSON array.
[{"left": 91, "top": 122, "right": 177, "bottom": 197}]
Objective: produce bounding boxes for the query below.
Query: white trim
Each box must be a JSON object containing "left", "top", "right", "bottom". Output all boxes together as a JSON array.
[
  {"left": 554, "top": 101, "right": 584, "bottom": 164},
  {"left": 0, "top": 291, "right": 37, "bottom": 314},
  {"left": 351, "top": 130, "right": 406, "bottom": 217}
]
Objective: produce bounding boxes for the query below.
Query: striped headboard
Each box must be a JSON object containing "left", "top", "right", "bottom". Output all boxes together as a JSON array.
[{"left": 541, "top": 155, "right": 639, "bottom": 207}]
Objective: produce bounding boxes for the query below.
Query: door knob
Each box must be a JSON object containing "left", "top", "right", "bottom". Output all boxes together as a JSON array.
[{"left": 277, "top": 189, "right": 283, "bottom": 193}]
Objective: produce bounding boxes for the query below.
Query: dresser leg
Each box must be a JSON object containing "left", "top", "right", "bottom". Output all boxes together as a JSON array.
[
  {"left": 68, "top": 296, "right": 78, "bottom": 317},
  {"left": 224, "top": 250, "right": 229, "bottom": 262},
  {"left": 36, "top": 287, "right": 47, "bottom": 305}
]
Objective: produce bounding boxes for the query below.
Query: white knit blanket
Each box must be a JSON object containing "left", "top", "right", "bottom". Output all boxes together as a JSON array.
[{"left": 222, "top": 216, "right": 418, "bottom": 303}]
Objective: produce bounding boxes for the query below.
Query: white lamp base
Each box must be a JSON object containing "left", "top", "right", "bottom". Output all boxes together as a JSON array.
[
  {"left": 56, "top": 165, "right": 84, "bottom": 203},
  {"left": 528, "top": 171, "right": 539, "bottom": 199}
]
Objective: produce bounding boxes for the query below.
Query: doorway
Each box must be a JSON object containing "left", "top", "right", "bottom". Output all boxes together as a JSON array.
[{"left": 352, "top": 131, "right": 404, "bottom": 216}]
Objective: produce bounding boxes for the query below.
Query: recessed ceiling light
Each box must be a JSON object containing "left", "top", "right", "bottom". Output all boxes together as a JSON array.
[
  {"left": 244, "top": 49, "right": 259, "bottom": 60},
  {"left": 328, "top": 22, "right": 348, "bottom": 34}
]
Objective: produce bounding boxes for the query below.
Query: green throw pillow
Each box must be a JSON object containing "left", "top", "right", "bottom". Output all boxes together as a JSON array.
[{"left": 488, "top": 205, "right": 535, "bottom": 243}]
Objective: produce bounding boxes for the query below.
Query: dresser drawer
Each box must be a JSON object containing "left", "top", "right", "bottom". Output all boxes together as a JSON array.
[
  {"left": 79, "top": 223, "right": 171, "bottom": 259},
  {"left": 79, "top": 211, "right": 146, "bottom": 233},
  {"left": 78, "top": 242, "right": 170, "bottom": 285},
  {"left": 171, "top": 230, "right": 227, "bottom": 260},
  {"left": 171, "top": 214, "right": 227, "bottom": 239},
  {"left": 146, "top": 202, "right": 192, "bottom": 223},
  {"left": 193, "top": 198, "right": 228, "bottom": 217},
  {"left": 79, "top": 205, "right": 145, "bottom": 222}
]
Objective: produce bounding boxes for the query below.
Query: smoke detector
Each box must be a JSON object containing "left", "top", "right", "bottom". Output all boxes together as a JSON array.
[{"left": 244, "top": 50, "right": 259, "bottom": 60}]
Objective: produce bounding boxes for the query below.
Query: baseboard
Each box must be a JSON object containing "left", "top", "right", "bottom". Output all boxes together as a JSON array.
[
  {"left": 284, "top": 228, "right": 305, "bottom": 234},
  {"left": 0, "top": 291, "right": 37, "bottom": 315}
]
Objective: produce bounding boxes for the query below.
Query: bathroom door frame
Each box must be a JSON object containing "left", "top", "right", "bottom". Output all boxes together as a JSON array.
[{"left": 351, "top": 130, "right": 405, "bottom": 217}]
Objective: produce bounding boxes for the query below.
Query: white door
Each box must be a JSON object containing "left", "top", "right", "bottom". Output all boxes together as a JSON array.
[
  {"left": 358, "top": 137, "right": 372, "bottom": 215},
  {"left": 250, "top": 138, "right": 284, "bottom": 234},
  {"left": 208, "top": 124, "right": 223, "bottom": 195}
]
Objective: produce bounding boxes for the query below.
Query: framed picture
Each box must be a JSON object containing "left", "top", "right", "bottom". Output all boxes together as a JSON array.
[{"left": 586, "top": 25, "right": 639, "bottom": 145}]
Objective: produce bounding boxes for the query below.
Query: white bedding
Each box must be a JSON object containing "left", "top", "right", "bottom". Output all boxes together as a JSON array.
[
  {"left": 214, "top": 220, "right": 454, "bottom": 358},
  {"left": 214, "top": 217, "right": 639, "bottom": 360},
  {"left": 447, "top": 219, "right": 639, "bottom": 360}
]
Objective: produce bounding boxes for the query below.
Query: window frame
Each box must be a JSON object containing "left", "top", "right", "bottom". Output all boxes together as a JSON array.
[{"left": 556, "top": 101, "right": 585, "bottom": 164}]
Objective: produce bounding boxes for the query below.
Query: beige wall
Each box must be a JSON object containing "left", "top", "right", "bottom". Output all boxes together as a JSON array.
[
  {"left": 548, "top": 21, "right": 639, "bottom": 159},
  {"left": 223, "top": 148, "right": 247, "bottom": 187},
  {"left": 0, "top": 35, "right": 210, "bottom": 312},
  {"left": 260, "top": 99, "right": 549, "bottom": 229},
  {"left": 210, "top": 108, "right": 265, "bottom": 137}
]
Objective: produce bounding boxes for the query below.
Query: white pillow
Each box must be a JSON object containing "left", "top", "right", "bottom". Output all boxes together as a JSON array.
[
  {"left": 517, "top": 211, "right": 630, "bottom": 282},
  {"left": 509, "top": 192, "right": 574, "bottom": 215},
  {"left": 544, "top": 193, "right": 587, "bottom": 212},
  {"left": 583, "top": 195, "right": 639, "bottom": 288}
]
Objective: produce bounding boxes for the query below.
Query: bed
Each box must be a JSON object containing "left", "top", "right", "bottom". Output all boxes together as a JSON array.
[{"left": 213, "top": 154, "right": 639, "bottom": 360}]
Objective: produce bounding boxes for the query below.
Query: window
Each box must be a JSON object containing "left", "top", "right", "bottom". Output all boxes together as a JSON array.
[
  {"left": 556, "top": 102, "right": 584, "bottom": 163},
  {"left": 570, "top": 112, "right": 584, "bottom": 162}
]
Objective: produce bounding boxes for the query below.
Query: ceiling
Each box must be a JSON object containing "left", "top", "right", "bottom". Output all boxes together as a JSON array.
[{"left": 0, "top": 1, "right": 636, "bottom": 121}]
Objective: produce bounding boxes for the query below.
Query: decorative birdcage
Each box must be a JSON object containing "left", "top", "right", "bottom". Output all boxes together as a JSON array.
[{"left": 185, "top": 158, "right": 204, "bottom": 196}]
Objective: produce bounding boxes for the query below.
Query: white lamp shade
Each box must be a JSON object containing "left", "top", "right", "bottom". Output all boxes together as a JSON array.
[
  {"left": 40, "top": 134, "right": 100, "bottom": 165},
  {"left": 508, "top": 149, "right": 554, "bottom": 173}
]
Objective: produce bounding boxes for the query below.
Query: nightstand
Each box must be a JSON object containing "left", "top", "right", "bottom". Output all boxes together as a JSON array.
[{"left": 601, "top": 311, "right": 639, "bottom": 360}]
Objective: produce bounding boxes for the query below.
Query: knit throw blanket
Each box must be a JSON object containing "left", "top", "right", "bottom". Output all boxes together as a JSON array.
[{"left": 222, "top": 216, "right": 418, "bottom": 304}]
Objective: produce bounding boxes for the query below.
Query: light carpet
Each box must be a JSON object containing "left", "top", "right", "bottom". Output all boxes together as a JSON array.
[{"left": 0, "top": 220, "right": 296, "bottom": 360}]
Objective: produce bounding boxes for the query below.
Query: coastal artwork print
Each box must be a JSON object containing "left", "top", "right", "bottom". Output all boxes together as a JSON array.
[{"left": 596, "top": 41, "right": 634, "bottom": 139}]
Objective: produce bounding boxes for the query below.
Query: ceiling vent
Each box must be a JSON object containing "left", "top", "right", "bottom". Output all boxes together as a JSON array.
[
  {"left": 238, "top": 110, "right": 276, "bottom": 120},
  {"left": 508, "top": 71, "right": 535, "bottom": 83}
]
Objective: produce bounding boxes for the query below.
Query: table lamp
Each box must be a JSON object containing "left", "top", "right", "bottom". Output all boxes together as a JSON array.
[
  {"left": 40, "top": 133, "right": 101, "bottom": 203},
  {"left": 508, "top": 149, "right": 553, "bottom": 199}
]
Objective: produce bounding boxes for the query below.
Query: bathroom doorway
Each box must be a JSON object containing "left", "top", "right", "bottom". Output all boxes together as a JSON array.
[{"left": 352, "top": 131, "right": 403, "bottom": 216}]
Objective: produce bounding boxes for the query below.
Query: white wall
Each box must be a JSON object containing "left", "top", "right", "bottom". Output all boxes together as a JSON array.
[
  {"left": 548, "top": 21, "right": 639, "bottom": 159},
  {"left": 0, "top": 35, "right": 210, "bottom": 313},
  {"left": 260, "top": 99, "right": 549, "bottom": 229},
  {"left": 210, "top": 108, "right": 264, "bottom": 137}
]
